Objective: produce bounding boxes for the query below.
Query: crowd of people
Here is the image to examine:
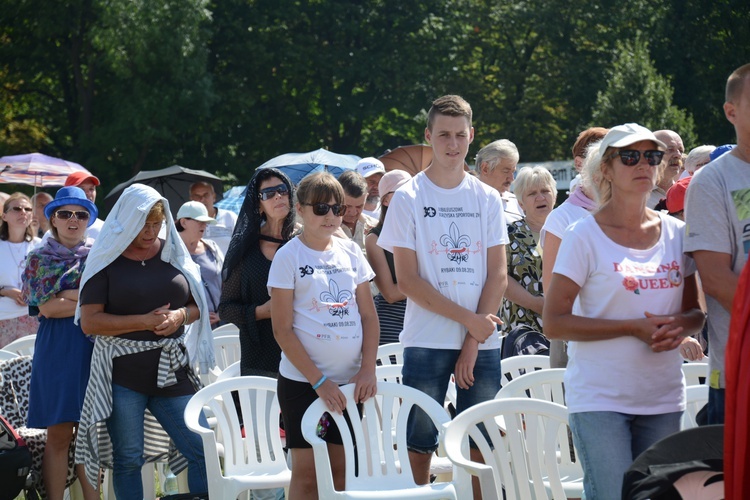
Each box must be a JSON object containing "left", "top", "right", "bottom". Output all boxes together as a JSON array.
[{"left": 0, "top": 61, "right": 748, "bottom": 499}]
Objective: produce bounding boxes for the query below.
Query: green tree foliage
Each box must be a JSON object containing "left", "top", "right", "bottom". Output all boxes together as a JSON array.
[
  {"left": 1, "top": 0, "right": 748, "bottom": 199},
  {"left": 590, "top": 37, "right": 697, "bottom": 147}
]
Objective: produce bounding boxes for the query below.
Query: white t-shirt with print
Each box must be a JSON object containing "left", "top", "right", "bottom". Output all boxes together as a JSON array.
[
  {"left": 378, "top": 172, "right": 508, "bottom": 350},
  {"left": 539, "top": 200, "right": 590, "bottom": 248},
  {"left": 268, "top": 236, "right": 375, "bottom": 384},
  {"left": 554, "top": 212, "right": 695, "bottom": 415}
]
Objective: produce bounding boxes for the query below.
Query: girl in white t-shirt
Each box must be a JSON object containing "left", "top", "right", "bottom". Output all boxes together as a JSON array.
[
  {"left": 268, "top": 172, "right": 378, "bottom": 499},
  {"left": 544, "top": 124, "right": 705, "bottom": 498}
]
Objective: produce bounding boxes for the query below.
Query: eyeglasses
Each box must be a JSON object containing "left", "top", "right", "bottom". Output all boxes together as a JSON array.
[
  {"left": 258, "top": 185, "right": 290, "bottom": 201},
  {"left": 608, "top": 149, "right": 665, "bottom": 166},
  {"left": 9, "top": 206, "right": 33, "bottom": 213},
  {"left": 54, "top": 210, "right": 91, "bottom": 221},
  {"left": 303, "top": 203, "right": 347, "bottom": 217}
]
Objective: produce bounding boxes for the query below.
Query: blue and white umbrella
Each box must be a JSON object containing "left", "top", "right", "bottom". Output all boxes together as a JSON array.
[
  {"left": 256, "top": 148, "right": 361, "bottom": 185},
  {"left": 214, "top": 185, "right": 246, "bottom": 214}
]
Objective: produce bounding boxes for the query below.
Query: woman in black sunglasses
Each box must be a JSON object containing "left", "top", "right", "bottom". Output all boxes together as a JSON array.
[
  {"left": 0, "top": 192, "right": 40, "bottom": 348},
  {"left": 544, "top": 123, "right": 706, "bottom": 497},
  {"left": 219, "top": 167, "right": 297, "bottom": 379},
  {"left": 23, "top": 186, "right": 100, "bottom": 499}
]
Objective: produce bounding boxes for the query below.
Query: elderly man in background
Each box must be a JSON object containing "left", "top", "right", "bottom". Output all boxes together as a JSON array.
[
  {"left": 64, "top": 171, "right": 105, "bottom": 239},
  {"left": 189, "top": 180, "right": 237, "bottom": 255},
  {"left": 336, "top": 170, "right": 378, "bottom": 255},
  {"left": 30, "top": 192, "right": 53, "bottom": 238},
  {"left": 475, "top": 139, "right": 524, "bottom": 222},
  {"left": 648, "top": 129, "right": 684, "bottom": 208},
  {"left": 357, "top": 157, "right": 386, "bottom": 219}
]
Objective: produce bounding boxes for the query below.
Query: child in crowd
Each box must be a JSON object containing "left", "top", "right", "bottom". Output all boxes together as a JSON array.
[{"left": 268, "top": 172, "right": 379, "bottom": 499}]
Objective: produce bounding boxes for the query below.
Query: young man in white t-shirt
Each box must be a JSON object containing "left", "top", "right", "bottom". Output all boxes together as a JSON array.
[{"left": 378, "top": 95, "right": 508, "bottom": 493}]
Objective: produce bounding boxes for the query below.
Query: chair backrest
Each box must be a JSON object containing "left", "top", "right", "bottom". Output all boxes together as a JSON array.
[
  {"left": 213, "top": 334, "right": 241, "bottom": 371},
  {"left": 681, "top": 384, "right": 708, "bottom": 430},
  {"left": 214, "top": 360, "right": 241, "bottom": 383},
  {"left": 184, "top": 376, "right": 290, "bottom": 496},
  {"left": 0, "top": 349, "right": 20, "bottom": 361},
  {"left": 375, "top": 364, "right": 403, "bottom": 384},
  {"left": 444, "top": 397, "right": 574, "bottom": 500},
  {"left": 2, "top": 335, "right": 36, "bottom": 357},
  {"left": 500, "top": 355, "right": 550, "bottom": 387},
  {"left": 212, "top": 323, "right": 240, "bottom": 337},
  {"left": 376, "top": 342, "right": 403, "bottom": 366},
  {"left": 495, "top": 368, "right": 567, "bottom": 406},
  {"left": 301, "top": 382, "right": 462, "bottom": 498},
  {"left": 681, "top": 362, "right": 709, "bottom": 387}
]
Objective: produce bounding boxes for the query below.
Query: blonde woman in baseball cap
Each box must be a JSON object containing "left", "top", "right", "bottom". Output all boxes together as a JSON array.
[{"left": 544, "top": 123, "right": 706, "bottom": 496}]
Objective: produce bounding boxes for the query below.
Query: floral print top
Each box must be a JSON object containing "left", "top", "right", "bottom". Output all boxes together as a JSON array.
[{"left": 501, "top": 219, "right": 544, "bottom": 333}]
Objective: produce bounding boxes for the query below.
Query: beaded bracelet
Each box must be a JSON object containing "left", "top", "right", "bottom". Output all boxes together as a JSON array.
[
  {"left": 312, "top": 375, "right": 327, "bottom": 390},
  {"left": 181, "top": 307, "right": 191, "bottom": 326}
]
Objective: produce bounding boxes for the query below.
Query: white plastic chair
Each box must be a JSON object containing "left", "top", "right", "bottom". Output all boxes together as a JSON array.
[
  {"left": 376, "top": 342, "right": 404, "bottom": 366},
  {"left": 212, "top": 323, "right": 240, "bottom": 336},
  {"left": 184, "top": 376, "right": 291, "bottom": 499},
  {"left": 681, "top": 362, "right": 709, "bottom": 387},
  {"left": 0, "top": 349, "right": 19, "bottom": 361},
  {"left": 444, "top": 397, "right": 580, "bottom": 500},
  {"left": 300, "top": 382, "right": 467, "bottom": 499},
  {"left": 215, "top": 360, "right": 242, "bottom": 383},
  {"left": 495, "top": 368, "right": 567, "bottom": 406},
  {"left": 3, "top": 334, "right": 36, "bottom": 357},
  {"left": 500, "top": 354, "right": 550, "bottom": 387},
  {"left": 375, "top": 363, "right": 403, "bottom": 383},
  {"left": 681, "top": 384, "right": 709, "bottom": 430},
  {"left": 207, "top": 334, "right": 242, "bottom": 384}
]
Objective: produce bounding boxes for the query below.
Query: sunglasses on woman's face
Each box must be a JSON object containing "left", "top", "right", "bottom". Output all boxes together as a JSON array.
[
  {"left": 609, "top": 149, "right": 665, "bottom": 166},
  {"left": 303, "top": 203, "right": 347, "bottom": 217},
  {"left": 9, "top": 206, "right": 33, "bottom": 213},
  {"left": 258, "top": 185, "right": 290, "bottom": 201},
  {"left": 55, "top": 210, "right": 91, "bottom": 221}
]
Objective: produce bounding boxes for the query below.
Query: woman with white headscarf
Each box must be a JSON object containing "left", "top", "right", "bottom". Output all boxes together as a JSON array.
[{"left": 75, "top": 184, "right": 214, "bottom": 500}]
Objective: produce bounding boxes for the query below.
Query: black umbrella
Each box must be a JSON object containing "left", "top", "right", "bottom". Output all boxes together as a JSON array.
[{"left": 104, "top": 165, "right": 224, "bottom": 216}]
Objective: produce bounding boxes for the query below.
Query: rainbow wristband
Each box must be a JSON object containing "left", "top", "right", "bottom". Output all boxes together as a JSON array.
[{"left": 312, "top": 375, "right": 327, "bottom": 390}]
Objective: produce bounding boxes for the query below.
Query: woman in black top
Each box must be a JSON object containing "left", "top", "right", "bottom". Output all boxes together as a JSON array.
[{"left": 219, "top": 168, "right": 296, "bottom": 376}]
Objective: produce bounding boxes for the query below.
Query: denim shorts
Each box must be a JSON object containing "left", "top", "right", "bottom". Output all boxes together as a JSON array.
[{"left": 401, "top": 346, "right": 501, "bottom": 454}]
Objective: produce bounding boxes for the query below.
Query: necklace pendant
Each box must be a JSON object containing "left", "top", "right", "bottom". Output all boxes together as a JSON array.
[{"left": 141, "top": 260, "right": 146, "bottom": 267}]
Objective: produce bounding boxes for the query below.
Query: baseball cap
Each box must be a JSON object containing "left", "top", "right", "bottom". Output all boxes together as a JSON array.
[
  {"left": 378, "top": 170, "right": 411, "bottom": 196},
  {"left": 176, "top": 201, "right": 217, "bottom": 224},
  {"left": 65, "top": 171, "right": 101, "bottom": 187},
  {"left": 356, "top": 157, "right": 386, "bottom": 178},
  {"left": 600, "top": 123, "right": 667, "bottom": 151},
  {"left": 665, "top": 176, "right": 692, "bottom": 215},
  {"left": 709, "top": 144, "right": 736, "bottom": 162}
]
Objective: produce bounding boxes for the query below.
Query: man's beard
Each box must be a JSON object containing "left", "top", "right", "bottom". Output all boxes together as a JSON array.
[{"left": 366, "top": 194, "right": 380, "bottom": 205}]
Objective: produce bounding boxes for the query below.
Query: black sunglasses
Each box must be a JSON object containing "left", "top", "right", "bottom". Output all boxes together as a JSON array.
[
  {"left": 258, "top": 185, "right": 290, "bottom": 201},
  {"left": 303, "top": 203, "right": 347, "bottom": 217},
  {"left": 609, "top": 149, "right": 665, "bottom": 166},
  {"left": 9, "top": 206, "right": 33, "bottom": 213},
  {"left": 55, "top": 210, "right": 90, "bottom": 221}
]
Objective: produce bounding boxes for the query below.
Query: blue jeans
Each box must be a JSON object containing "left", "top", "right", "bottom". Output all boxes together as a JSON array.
[
  {"left": 569, "top": 411, "right": 682, "bottom": 499},
  {"left": 107, "top": 384, "right": 208, "bottom": 499},
  {"left": 707, "top": 387, "right": 725, "bottom": 424},
  {"left": 402, "top": 347, "right": 501, "bottom": 453}
]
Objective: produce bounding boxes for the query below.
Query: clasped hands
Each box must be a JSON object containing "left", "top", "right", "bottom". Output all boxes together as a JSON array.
[
  {"left": 635, "top": 311, "right": 702, "bottom": 359},
  {"left": 145, "top": 303, "right": 185, "bottom": 336}
]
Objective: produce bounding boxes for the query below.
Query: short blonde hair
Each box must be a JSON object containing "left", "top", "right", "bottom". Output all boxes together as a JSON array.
[{"left": 512, "top": 166, "right": 557, "bottom": 201}]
